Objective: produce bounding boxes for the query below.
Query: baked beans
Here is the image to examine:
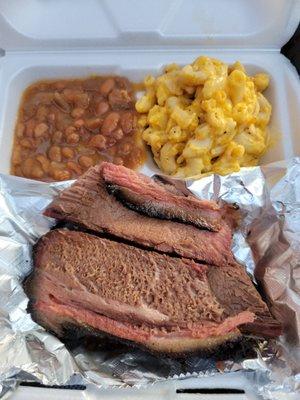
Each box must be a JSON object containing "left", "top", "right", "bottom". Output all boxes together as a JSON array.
[{"left": 11, "top": 76, "right": 146, "bottom": 181}]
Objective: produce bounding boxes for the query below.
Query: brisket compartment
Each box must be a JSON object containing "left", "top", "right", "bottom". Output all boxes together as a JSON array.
[
  {"left": 30, "top": 162, "right": 282, "bottom": 356},
  {"left": 28, "top": 229, "right": 280, "bottom": 355},
  {"left": 44, "top": 163, "right": 234, "bottom": 267}
]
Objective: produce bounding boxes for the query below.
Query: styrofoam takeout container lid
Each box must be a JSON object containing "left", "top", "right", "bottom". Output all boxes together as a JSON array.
[{"left": 0, "top": 0, "right": 299, "bottom": 398}]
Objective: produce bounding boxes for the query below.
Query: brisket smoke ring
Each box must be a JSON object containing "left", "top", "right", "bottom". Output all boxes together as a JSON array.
[{"left": 27, "top": 162, "right": 281, "bottom": 357}]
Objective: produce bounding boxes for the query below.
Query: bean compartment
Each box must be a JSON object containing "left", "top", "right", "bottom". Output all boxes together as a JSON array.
[{"left": 11, "top": 76, "right": 146, "bottom": 181}]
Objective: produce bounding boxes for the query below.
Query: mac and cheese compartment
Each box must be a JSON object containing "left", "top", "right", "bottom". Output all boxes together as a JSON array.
[{"left": 137, "top": 56, "right": 272, "bottom": 178}]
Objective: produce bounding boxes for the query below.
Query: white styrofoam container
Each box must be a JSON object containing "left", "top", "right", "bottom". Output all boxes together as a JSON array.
[
  {"left": 0, "top": 0, "right": 299, "bottom": 176},
  {"left": 1, "top": 0, "right": 300, "bottom": 398},
  {"left": 10, "top": 374, "right": 257, "bottom": 400}
]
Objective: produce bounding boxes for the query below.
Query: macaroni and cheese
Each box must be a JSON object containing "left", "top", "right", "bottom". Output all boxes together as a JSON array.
[{"left": 136, "top": 56, "right": 271, "bottom": 178}]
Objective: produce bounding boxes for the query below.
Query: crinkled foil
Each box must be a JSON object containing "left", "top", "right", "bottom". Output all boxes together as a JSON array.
[{"left": 0, "top": 158, "right": 299, "bottom": 398}]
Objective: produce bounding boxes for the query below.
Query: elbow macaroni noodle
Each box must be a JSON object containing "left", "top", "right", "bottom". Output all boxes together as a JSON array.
[{"left": 136, "top": 56, "right": 271, "bottom": 178}]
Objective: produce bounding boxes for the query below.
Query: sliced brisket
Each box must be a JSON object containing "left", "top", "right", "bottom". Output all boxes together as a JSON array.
[
  {"left": 102, "top": 162, "right": 223, "bottom": 231},
  {"left": 44, "top": 164, "right": 234, "bottom": 266},
  {"left": 207, "top": 263, "right": 282, "bottom": 338},
  {"left": 27, "top": 229, "right": 280, "bottom": 355}
]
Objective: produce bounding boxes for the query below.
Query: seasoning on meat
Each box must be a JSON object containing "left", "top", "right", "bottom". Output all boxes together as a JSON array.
[{"left": 26, "top": 229, "right": 280, "bottom": 356}]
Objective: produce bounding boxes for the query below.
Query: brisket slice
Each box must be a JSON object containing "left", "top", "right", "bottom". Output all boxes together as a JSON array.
[
  {"left": 44, "top": 164, "right": 234, "bottom": 267},
  {"left": 102, "top": 162, "right": 223, "bottom": 232},
  {"left": 207, "top": 264, "right": 282, "bottom": 338},
  {"left": 27, "top": 229, "right": 280, "bottom": 355}
]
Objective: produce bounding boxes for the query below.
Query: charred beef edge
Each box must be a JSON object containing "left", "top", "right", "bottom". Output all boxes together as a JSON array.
[
  {"left": 26, "top": 294, "right": 261, "bottom": 360},
  {"left": 57, "top": 322, "right": 261, "bottom": 360},
  {"left": 105, "top": 182, "right": 215, "bottom": 232}
]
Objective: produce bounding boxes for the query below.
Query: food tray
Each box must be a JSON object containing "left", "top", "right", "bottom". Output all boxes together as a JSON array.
[
  {"left": 0, "top": 0, "right": 299, "bottom": 176},
  {"left": 0, "top": 0, "right": 299, "bottom": 398}
]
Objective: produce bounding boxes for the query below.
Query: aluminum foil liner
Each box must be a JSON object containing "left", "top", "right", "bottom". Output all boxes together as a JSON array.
[{"left": 0, "top": 157, "right": 299, "bottom": 398}]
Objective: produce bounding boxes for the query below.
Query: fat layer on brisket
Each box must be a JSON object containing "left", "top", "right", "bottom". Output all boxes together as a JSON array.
[{"left": 27, "top": 229, "right": 281, "bottom": 355}]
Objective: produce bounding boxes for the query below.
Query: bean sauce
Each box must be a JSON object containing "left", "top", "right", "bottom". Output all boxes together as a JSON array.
[{"left": 11, "top": 76, "right": 146, "bottom": 181}]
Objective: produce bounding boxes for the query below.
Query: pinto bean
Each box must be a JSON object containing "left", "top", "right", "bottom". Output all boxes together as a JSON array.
[
  {"left": 66, "top": 161, "right": 82, "bottom": 175},
  {"left": 48, "top": 145, "right": 62, "bottom": 162},
  {"left": 55, "top": 114, "right": 73, "bottom": 131},
  {"left": 22, "top": 158, "right": 44, "bottom": 179},
  {"left": 101, "top": 112, "right": 120, "bottom": 136},
  {"left": 16, "top": 123, "right": 25, "bottom": 138},
  {"left": 112, "top": 128, "right": 124, "bottom": 140},
  {"left": 96, "top": 101, "right": 109, "bottom": 116},
  {"left": 47, "top": 113, "right": 56, "bottom": 123},
  {"left": 99, "top": 78, "right": 115, "bottom": 96},
  {"left": 108, "top": 89, "right": 132, "bottom": 110},
  {"left": 74, "top": 119, "right": 85, "bottom": 127},
  {"left": 89, "top": 134, "right": 107, "bottom": 149},
  {"left": 21, "top": 158, "right": 34, "bottom": 177},
  {"left": 78, "top": 155, "right": 94, "bottom": 169},
  {"left": 53, "top": 92, "right": 71, "bottom": 113},
  {"left": 25, "top": 120, "right": 36, "bottom": 137},
  {"left": 113, "top": 156, "right": 124, "bottom": 165},
  {"left": 84, "top": 117, "right": 102, "bottom": 130},
  {"left": 62, "top": 88, "right": 82, "bottom": 102},
  {"left": 20, "top": 138, "right": 36, "bottom": 149},
  {"left": 120, "top": 111, "right": 135, "bottom": 134},
  {"left": 36, "top": 154, "right": 50, "bottom": 173},
  {"left": 71, "top": 107, "right": 85, "bottom": 119},
  {"left": 34, "top": 122, "right": 49, "bottom": 138},
  {"left": 30, "top": 165, "right": 44, "bottom": 179},
  {"left": 36, "top": 106, "right": 48, "bottom": 122},
  {"left": 119, "top": 142, "right": 132, "bottom": 155},
  {"left": 66, "top": 133, "right": 80, "bottom": 144},
  {"left": 62, "top": 147, "right": 74, "bottom": 159},
  {"left": 52, "top": 169, "right": 71, "bottom": 181},
  {"left": 106, "top": 137, "right": 117, "bottom": 148},
  {"left": 12, "top": 146, "right": 22, "bottom": 165},
  {"left": 52, "top": 130, "right": 63, "bottom": 144},
  {"left": 75, "top": 93, "right": 90, "bottom": 109},
  {"left": 65, "top": 126, "right": 77, "bottom": 136}
]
